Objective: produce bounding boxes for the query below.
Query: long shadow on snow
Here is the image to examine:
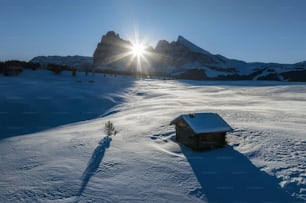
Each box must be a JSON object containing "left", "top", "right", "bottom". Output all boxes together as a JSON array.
[
  {"left": 0, "top": 99, "right": 117, "bottom": 140},
  {"left": 77, "top": 135, "right": 112, "bottom": 197},
  {"left": 0, "top": 77, "right": 135, "bottom": 140},
  {"left": 182, "top": 146, "right": 301, "bottom": 203}
]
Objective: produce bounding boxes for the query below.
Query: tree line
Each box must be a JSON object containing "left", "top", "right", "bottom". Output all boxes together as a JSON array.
[{"left": 0, "top": 60, "right": 77, "bottom": 76}]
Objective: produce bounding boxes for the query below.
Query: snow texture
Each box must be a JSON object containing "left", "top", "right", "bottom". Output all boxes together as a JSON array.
[
  {"left": 0, "top": 70, "right": 132, "bottom": 139},
  {"left": 0, "top": 71, "right": 305, "bottom": 202}
]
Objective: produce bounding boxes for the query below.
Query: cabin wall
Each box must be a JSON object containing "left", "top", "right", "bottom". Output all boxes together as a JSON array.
[
  {"left": 175, "top": 120, "right": 198, "bottom": 149},
  {"left": 176, "top": 129, "right": 226, "bottom": 151},
  {"left": 174, "top": 119, "right": 227, "bottom": 150},
  {"left": 198, "top": 132, "right": 226, "bottom": 149}
]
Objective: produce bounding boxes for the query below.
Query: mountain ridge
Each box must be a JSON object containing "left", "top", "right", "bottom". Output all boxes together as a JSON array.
[
  {"left": 30, "top": 55, "right": 92, "bottom": 69},
  {"left": 30, "top": 31, "right": 306, "bottom": 81}
]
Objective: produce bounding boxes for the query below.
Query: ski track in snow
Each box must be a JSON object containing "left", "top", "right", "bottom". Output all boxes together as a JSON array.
[{"left": 0, "top": 72, "right": 306, "bottom": 202}]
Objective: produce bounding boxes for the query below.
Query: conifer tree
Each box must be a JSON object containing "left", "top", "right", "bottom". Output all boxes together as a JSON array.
[{"left": 104, "top": 121, "right": 117, "bottom": 136}]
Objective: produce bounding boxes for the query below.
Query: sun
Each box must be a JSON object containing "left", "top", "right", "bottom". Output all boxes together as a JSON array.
[
  {"left": 125, "top": 30, "right": 153, "bottom": 78},
  {"left": 131, "top": 42, "right": 145, "bottom": 58}
]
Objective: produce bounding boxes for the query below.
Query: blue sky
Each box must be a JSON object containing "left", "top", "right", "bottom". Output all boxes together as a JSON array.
[{"left": 1, "top": 0, "right": 305, "bottom": 63}]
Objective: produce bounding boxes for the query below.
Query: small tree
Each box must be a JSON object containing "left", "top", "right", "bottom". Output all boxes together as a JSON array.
[{"left": 104, "top": 121, "right": 117, "bottom": 136}]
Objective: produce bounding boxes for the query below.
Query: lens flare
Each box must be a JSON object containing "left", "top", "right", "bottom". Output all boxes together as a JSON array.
[
  {"left": 98, "top": 30, "right": 153, "bottom": 78},
  {"left": 131, "top": 43, "right": 145, "bottom": 58},
  {"left": 127, "top": 31, "right": 152, "bottom": 78}
]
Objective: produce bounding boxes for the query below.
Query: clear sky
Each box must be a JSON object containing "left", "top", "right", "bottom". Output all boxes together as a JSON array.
[{"left": 1, "top": 0, "right": 305, "bottom": 63}]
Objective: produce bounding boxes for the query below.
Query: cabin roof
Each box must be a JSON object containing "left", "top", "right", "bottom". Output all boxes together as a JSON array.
[{"left": 170, "top": 112, "right": 233, "bottom": 134}]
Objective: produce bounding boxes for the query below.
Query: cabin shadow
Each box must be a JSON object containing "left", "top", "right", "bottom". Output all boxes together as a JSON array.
[
  {"left": 77, "top": 135, "right": 112, "bottom": 197},
  {"left": 181, "top": 145, "right": 301, "bottom": 203}
]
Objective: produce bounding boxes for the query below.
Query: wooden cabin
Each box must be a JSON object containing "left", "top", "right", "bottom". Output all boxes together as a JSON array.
[{"left": 170, "top": 113, "right": 233, "bottom": 151}]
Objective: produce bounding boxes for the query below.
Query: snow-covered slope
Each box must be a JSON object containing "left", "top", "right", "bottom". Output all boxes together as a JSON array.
[
  {"left": 0, "top": 72, "right": 305, "bottom": 202},
  {"left": 0, "top": 70, "right": 133, "bottom": 139}
]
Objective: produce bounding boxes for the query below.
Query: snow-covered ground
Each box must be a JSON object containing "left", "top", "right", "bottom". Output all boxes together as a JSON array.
[
  {"left": 0, "top": 71, "right": 305, "bottom": 202},
  {"left": 0, "top": 70, "right": 133, "bottom": 139}
]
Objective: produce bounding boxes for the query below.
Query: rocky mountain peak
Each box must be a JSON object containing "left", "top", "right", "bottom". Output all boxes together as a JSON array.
[
  {"left": 93, "top": 31, "right": 131, "bottom": 66},
  {"left": 91, "top": 31, "right": 306, "bottom": 82},
  {"left": 176, "top": 35, "right": 211, "bottom": 55},
  {"left": 177, "top": 35, "right": 185, "bottom": 42},
  {"left": 100, "top": 31, "right": 123, "bottom": 45},
  {"left": 154, "top": 40, "right": 171, "bottom": 52}
]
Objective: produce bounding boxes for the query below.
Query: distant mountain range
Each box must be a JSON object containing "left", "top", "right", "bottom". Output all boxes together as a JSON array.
[
  {"left": 30, "top": 55, "right": 92, "bottom": 69},
  {"left": 30, "top": 31, "right": 306, "bottom": 81}
]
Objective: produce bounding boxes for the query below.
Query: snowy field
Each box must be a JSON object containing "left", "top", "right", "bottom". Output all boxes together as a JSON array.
[{"left": 0, "top": 70, "right": 305, "bottom": 202}]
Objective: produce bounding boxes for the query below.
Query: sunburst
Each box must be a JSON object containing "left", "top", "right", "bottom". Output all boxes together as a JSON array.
[
  {"left": 131, "top": 43, "right": 145, "bottom": 58},
  {"left": 127, "top": 32, "right": 151, "bottom": 78},
  {"left": 100, "top": 30, "right": 152, "bottom": 78}
]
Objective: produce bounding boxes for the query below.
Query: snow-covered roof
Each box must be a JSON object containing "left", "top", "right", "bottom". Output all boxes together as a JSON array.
[{"left": 170, "top": 113, "right": 232, "bottom": 134}]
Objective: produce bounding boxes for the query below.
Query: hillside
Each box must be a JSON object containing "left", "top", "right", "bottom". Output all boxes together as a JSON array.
[{"left": 0, "top": 70, "right": 305, "bottom": 202}]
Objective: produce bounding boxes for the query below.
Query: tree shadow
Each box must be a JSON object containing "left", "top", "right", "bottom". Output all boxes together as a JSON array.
[
  {"left": 77, "top": 136, "right": 112, "bottom": 197},
  {"left": 181, "top": 145, "right": 302, "bottom": 203}
]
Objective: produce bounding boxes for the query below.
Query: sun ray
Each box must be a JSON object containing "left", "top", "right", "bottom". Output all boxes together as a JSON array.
[
  {"left": 127, "top": 32, "right": 152, "bottom": 78},
  {"left": 98, "top": 30, "right": 153, "bottom": 78},
  {"left": 103, "top": 52, "right": 132, "bottom": 65},
  {"left": 131, "top": 43, "right": 145, "bottom": 58}
]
